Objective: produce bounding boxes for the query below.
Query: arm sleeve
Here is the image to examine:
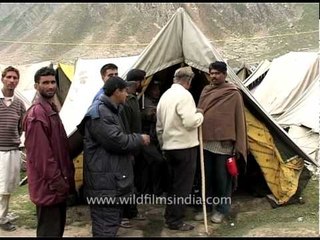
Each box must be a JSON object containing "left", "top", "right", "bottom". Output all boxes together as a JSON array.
[
  {"left": 18, "top": 101, "right": 27, "bottom": 136},
  {"left": 176, "top": 92, "right": 203, "bottom": 129},
  {"left": 88, "top": 115, "right": 143, "bottom": 154},
  {"left": 25, "top": 120, "right": 66, "bottom": 188},
  {"left": 156, "top": 105, "right": 164, "bottom": 149}
]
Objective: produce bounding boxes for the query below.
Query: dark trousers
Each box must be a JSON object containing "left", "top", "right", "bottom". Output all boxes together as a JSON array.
[
  {"left": 164, "top": 146, "right": 197, "bottom": 228},
  {"left": 135, "top": 143, "right": 168, "bottom": 196},
  {"left": 36, "top": 201, "right": 66, "bottom": 237},
  {"left": 204, "top": 150, "right": 232, "bottom": 214},
  {"left": 90, "top": 205, "right": 123, "bottom": 237},
  {"left": 122, "top": 202, "right": 138, "bottom": 219}
]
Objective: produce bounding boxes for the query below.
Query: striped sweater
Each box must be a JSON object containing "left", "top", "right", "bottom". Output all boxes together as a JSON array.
[{"left": 0, "top": 94, "right": 26, "bottom": 150}]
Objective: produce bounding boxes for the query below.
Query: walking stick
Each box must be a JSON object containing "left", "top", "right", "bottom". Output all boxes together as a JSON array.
[{"left": 199, "top": 125, "right": 209, "bottom": 235}]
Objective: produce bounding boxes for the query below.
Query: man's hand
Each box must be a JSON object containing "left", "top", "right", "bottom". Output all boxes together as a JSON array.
[{"left": 141, "top": 134, "right": 150, "bottom": 146}]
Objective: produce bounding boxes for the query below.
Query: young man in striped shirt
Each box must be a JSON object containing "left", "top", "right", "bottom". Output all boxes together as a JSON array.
[{"left": 0, "top": 66, "right": 26, "bottom": 231}]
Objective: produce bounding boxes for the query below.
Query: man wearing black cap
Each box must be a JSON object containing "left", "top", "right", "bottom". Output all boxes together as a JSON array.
[
  {"left": 120, "top": 68, "right": 147, "bottom": 227},
  {"left": 140, "top": 80, "right": 168, "bottom": 196},
  {"left": 122, "top": 68, "right": 145, "bottom": 134},
  {"left": 79, "top": 76, "right": 150, "bottom": 237},
  {"left": 196, "top": 61, "right": 248, "bottom": 224}
]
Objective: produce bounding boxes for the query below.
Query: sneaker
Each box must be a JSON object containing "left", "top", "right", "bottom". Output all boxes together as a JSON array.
[
  {"left": 7, "top": 212, "right": 19, "bottom": 222},
  {"left": 120, "top": 218, "right": 133, "bottom": 228},
  {"left": 194, "top": 212, "right": 204, "bottom": 221},
  {"left": 0, "top": 222, "right": 16, "bottom": 231},
  {"left": 132, "top": 213, "right": 146, "bottom": 221},
  {"left": 210, "top": 211, "right": 225, "bottom": 223},
  {"left": 167, "top": 223, "right": 194, "bottom": 231}
]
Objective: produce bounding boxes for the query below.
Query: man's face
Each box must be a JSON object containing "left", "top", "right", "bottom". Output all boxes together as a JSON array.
[
  {"left": 135, "top": 80, "right": 142, "bottom": 93},
  {"left": 1, "top": 71, "right": 19, "bottom": 91},
  {"left": 103, "top": 69, "right": 118, "bottom": 83},
  {"left": 209, "top": 69, "right": 226, "bottom": 86},
  {"left": 149, "top": 84, "right": 160, "bottom": 100},
  {"left": 35, "top": 75, "right": 57, "bottom": 99},
  {"left": 114, "top": 88, "right": 128, "bottom": 105}
]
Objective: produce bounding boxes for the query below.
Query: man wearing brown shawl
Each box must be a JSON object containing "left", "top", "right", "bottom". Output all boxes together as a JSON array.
[{"left": 195, "top": 61, "right": 247, "bottom": 223}]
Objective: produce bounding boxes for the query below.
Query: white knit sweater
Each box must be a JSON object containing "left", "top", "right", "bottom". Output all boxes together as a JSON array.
[{"left": 156, "top": 83, "right": 203, "bottom": 150}]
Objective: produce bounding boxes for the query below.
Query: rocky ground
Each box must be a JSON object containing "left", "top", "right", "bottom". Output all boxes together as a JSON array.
[{"left": 2, "top": 178, "right": 319, "bottom": 237}]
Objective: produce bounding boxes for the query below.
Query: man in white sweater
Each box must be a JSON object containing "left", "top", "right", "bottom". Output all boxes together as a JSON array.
[{"left": 156, "top": 66, "right": 203, "bottom": 231}]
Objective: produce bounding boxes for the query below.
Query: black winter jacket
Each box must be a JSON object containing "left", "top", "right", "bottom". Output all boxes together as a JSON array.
[{"left": 81, "top": 95, "right": 143, "bottom": 202}]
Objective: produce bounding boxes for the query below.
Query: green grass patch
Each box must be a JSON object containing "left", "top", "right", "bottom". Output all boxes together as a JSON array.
[
  {"left": 213, "top": 178, "right": 319, "bottom": 236},
  {"left": 10, "top": 184, "right": 37, "bottom": 229}
]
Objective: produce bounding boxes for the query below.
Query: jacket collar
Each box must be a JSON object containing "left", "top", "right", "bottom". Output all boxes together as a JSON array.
[
  {"left": 33, "top": 95, "right": 58, "bottom": 116},
  {"left": 100, "top": 94, "right": 121, "bottom": 114}
]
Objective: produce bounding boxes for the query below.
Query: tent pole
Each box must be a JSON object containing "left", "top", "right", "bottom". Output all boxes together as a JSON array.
[{"left": 199, "top": 125, "right": 209, "bottom": 235}]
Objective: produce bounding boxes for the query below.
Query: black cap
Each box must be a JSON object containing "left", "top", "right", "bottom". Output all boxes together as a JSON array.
[
  {"left": 103, "top": 76, "right": 128, "bottom": 97},
  {"left": 126, "top": 69, "right": 146, "bottom": 82},
  {"left": 209, "top": 61, "right": 227, "bottom": 73}
]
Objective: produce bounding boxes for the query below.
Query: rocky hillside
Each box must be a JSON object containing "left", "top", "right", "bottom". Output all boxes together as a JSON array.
[{"left": 0, "top": 3, "right": 318, "bottom": 68}]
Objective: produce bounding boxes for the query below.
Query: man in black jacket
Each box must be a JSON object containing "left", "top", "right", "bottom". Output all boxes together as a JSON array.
[
  {"left": 120, "top": 69, "right": 146, "bottom": 227},
  {"left": 79, "top": 76, "right": 150, "bottom": 237}
]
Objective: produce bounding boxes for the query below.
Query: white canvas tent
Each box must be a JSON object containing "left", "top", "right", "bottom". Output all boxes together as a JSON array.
[
  {"left": 119, "top": 7, "right": 318, "bottom": 205},
  {"left": 276, "top": 75, "right": 320, "bottom": 161},
  {"left": 63, "top": 7, "right": 317, "bottom": 205},
  {"left": 236, "top": 62, "right": 253, "bottom": 82},
  {"left": 59, "top": 55, "right": 139, "bottom": 137},
  {"left": 243, "top": 59, "right": 271, "bottom": 92},
  {"left": 253, "top": 52, "right": 319, "bottom": 117}
]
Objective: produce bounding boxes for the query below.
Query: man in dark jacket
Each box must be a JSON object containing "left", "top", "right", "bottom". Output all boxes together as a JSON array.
[
  {"left": 79, "top": 76, "right": 150, "bottom": 237},
  {"left": 23, "top": 67, "right": 75, "bottom": 237},
  {"left": 120, "top": 69, "right": 146, "bottom": 227}
]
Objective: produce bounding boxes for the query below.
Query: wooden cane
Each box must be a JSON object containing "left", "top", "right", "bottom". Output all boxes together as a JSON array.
[{"left": 199, "top": 125, "right": 208, "bottom": 235}]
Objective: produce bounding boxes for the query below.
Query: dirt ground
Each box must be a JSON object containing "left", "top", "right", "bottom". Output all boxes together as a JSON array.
[{"left": 1, "top": 187, "right": 319, "bottom": 237}]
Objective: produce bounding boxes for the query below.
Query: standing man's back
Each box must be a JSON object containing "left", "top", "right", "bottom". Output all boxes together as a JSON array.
[{"left": 156, "top": 66, "right": 203, "bottom": 231}]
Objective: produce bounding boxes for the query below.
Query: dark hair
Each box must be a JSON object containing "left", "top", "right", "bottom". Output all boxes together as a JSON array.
[
  {"left": 126, "top": 68, "right": 146, "bottom": 82},
  {"left": 1, "top": 66, "right": 20, "bottom": 79},
  {"left": 100, "top": 63, "right": 118, "bottom": 77},
  {"left": 34, "top": 67, "right": 56, "bottom": 83},
  {"left": 209, "top": 61, "right": 227, "bottom": 73},
  {"left": 103, "top": 76, "right": 128, "bottom": 97}
]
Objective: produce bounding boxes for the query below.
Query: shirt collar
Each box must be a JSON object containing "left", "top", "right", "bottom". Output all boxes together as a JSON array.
[{"left": 0, "top": 90, "right": 15, "bottom": 100}]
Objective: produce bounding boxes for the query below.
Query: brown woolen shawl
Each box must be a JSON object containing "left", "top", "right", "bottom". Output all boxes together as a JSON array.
[{"left": 198, "top": 82, "right": 248, "bottom": 162}]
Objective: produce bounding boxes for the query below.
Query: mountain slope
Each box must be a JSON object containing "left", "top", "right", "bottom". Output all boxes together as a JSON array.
[{"left": 0, "top": 3, "right": 318, "bottom": 67}]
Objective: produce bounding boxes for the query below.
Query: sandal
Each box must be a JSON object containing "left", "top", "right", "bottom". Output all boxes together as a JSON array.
[
  {"left": 132, "top": 213, "right": 146, "bottom": 221},
  {"left": 0, "top": 222, "right": 16, "bottom": 231},
  {"left": 168, "top": 223, "right": 194, "bottom": 231},
  {"left": 120, "top": 218, "right": 133, "bottom": 228}
]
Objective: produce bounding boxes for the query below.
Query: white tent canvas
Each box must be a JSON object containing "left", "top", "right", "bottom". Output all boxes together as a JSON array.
[
  {"left": 276, "top": 75, "right": 319, "bottom": 133},
  {"left": 243, "top": 59, "right": 271, "bottom": 92},
  {"left": 59, "top": 7, "right": 316, "bottom": 204},
  {"left": 286, "top": 125, "right": 319, "bottom": 162},
  {"left": 59, "top": 55, "right": 139, "bottom": 137},
  {"left": 253, "top": 52, "right": 319, "bottom": 116},
  {"left": 276, "top": 75, "right": 319, "bottom": 161}
]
